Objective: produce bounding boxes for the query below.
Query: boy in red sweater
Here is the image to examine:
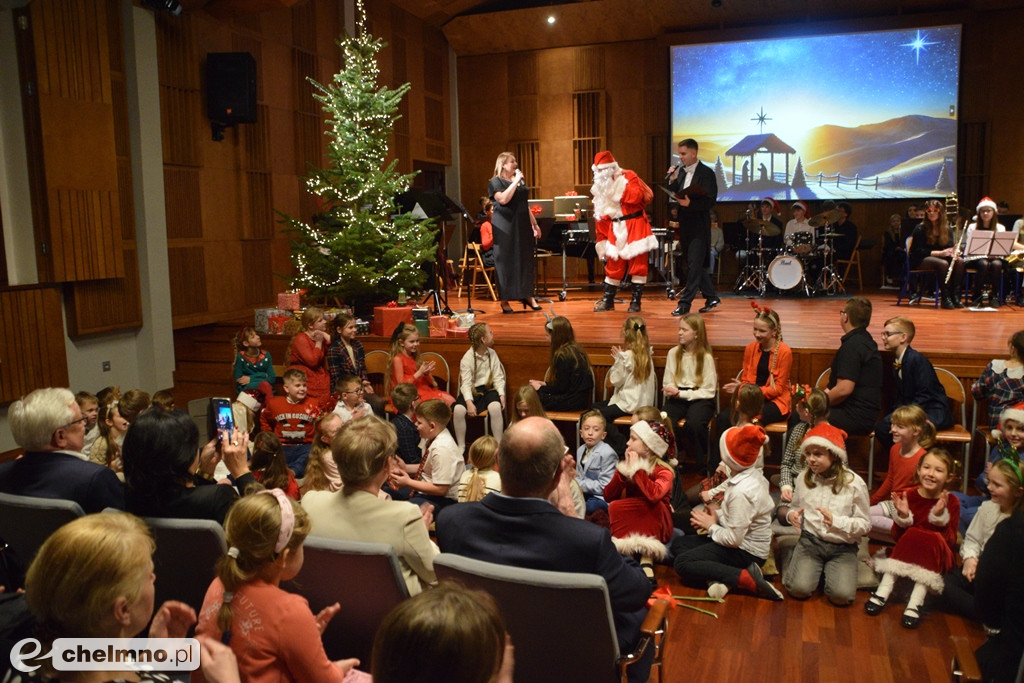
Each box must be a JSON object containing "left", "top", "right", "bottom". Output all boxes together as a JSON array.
[{"left": 261, "top": 369, "right": 321, "bottom": 478}]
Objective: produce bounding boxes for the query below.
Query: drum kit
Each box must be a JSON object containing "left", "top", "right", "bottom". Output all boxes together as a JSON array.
[{"left": 735, "top": 208, "right": 844, "bottom": 297}]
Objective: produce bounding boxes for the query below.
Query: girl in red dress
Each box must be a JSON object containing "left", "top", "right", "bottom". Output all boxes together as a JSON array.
[
  {"left": 604, "top": 419, "right": 676, "bottom": 588},
  {"left": 388, "top": 323, "right": 455, "bottom": 407},
  {"left": 866, "top": 448, "right": 960, "bottom": 628},
  {"left": 287, "top": 307, "right": 332, "bottom": 403}
]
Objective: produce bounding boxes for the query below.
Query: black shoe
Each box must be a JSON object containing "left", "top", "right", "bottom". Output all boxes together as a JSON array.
[
  {"left": 521, "top": 298, "right": 542, "bottom": 311},
  {"left": 908, "top": 292, "right": 921, "bottom": 305},
  {"left": 901, "top": 606, "right": 922, "bottom": 629},
  {"left": 952, "top": 290, "right": 964, "bottom": 308},
  {"left": 699, "top": 298, "right": 721, "bottom": 313},
  {"left": 594, "top": 283, "right": 616, "bottom": 312},
  {"left": 500, "top": 302, "right": 514, "bottom": 314},
  {"left": 746, "top": 562, "right": 784, "bottom": 601},
  {"left": 627, "top": 283, "right": 643, "bottom": 313},
  {"left": 864, "top": 592, "right": 887, "bottom": 616},
  {"left": 941, "top": 296, "right": 955, "bottom": 310},
  {"left": 671, "top": 301, "right": 691, "bottom": 316}
]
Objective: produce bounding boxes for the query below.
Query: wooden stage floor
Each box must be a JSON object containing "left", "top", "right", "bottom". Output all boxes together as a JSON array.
[{"left": 452, "top": 285, "right": 1020, "bottom": 360}]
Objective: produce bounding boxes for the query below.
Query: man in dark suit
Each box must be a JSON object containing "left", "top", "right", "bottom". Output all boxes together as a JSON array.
[
  {"left": 0, "top": 387, "right": 124, "bottom": 513},
  {"left": 436, "top": 416, "right": 652, "bottom": 680},
  {"left": 874, "top": 316, "right": 953, "bottom": 451},
  {"left": 668, "top": 138, "right": 720, "bottom": 315}
]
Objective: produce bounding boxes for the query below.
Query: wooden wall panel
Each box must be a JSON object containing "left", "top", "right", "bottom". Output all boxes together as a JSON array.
[
  {"left": 241, "top": 240, "right": 274, "bottom": 306},
  {"left": 23, "top": 0, "right": 123, "bottom": 283},
  {"left": 164, "top": 167, "right": 203, "bottom": 239},
  {"left": 65, "top": 246, "right": 143, "bottom": 337},
  {"left": 0, "top": 287, "right": 69, "bottom": 403},
  {"left": 168, "top": 246, "right": 209, "bottom": 317}
]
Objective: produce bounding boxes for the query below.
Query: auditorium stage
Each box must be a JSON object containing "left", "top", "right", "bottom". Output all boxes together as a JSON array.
[{"left": 449, "top": 287, "right": 1018, "bottom": 361}]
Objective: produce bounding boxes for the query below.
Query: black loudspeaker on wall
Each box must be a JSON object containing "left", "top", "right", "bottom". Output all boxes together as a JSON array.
[{"left": 206, "top": 52, "right": 257, "bottom": 125}]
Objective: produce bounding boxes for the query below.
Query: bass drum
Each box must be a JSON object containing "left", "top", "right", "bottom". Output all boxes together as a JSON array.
[{"left": 767, "top": 255, "right": 804, "bottom": 290}]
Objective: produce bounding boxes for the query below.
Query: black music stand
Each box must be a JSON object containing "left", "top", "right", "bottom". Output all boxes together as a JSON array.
[{"left": 406, "top": 190, "right": 455, "bottom": 316}]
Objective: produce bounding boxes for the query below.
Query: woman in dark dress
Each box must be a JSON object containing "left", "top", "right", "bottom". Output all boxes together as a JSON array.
[
  {"left": 487, "top": 152, "right": 542, "bottom": 314},
  {"left": 908, "top": 198, "right": 964, "bottom": 309}
]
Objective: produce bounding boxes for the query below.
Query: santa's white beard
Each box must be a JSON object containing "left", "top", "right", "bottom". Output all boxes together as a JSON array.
[{"left": 591, "top": 165, "right": 625, "bottom": 219}]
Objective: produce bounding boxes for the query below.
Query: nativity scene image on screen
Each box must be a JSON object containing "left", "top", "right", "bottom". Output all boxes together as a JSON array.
[{"left": 670, "top": 25, "right": 961, "bottom": 202}]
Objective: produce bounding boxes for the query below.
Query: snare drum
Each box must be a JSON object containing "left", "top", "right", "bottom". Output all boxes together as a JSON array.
[
  {"left": 786, "top": 231, "right": 814, "bottom": 255},
  {"left": 767, "top": 255, "right": 805, "bottom": 290}
]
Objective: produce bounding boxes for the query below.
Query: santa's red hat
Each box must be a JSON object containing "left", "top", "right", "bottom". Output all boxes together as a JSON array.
[
  {"left": 998, "top": 402, "right": 1024, "bottom": 433},
  {"left": 593, "top": 150, "right": 617, "bottom": 169},
  {"left": 792, "top": 200, "right": 809, "bottom": 213},
  {"left": 976, "top": 196, "right": 997, "bottom": 213},
  {"left": 799, "top": 423, "right": 849, "bottom": 464},
  {"left": 720, "top": 424, "right": 767, "bottom": 472},
  {"left": 761, "top": 197, "right": 781, "bottom": 214},
  {"left": 631, "top": 419, "right": 674, "bottom": 459}
]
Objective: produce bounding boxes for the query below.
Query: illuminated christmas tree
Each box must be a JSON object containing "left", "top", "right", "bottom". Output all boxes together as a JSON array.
[{"left": 282, "top": 0, "right": 435, "bottom": 303}]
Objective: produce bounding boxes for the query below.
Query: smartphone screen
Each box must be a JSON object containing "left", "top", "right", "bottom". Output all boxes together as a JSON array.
[{"left": 210, "top": 398, "right": 234, "bottom": 441}]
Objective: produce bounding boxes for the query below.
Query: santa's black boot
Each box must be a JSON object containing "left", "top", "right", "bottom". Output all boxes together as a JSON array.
[
  {"left": 594, "top": 282, "right": 616, "bottom": 311},
  {"left": 627, "top": 283, "right": 643, "bottom": 312}
]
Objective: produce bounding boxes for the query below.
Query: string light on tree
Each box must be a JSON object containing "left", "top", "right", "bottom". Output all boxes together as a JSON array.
[{"left": 281, "top": 0, "right": 435, "bottom": 303}]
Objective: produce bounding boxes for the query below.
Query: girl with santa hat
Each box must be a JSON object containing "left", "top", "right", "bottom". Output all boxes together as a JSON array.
[
  {"left": 604, "top": 419, "right": 676, "bottom": 588},
  {"left": 590, "top": 150, "right": 658, "bottom": 313},
  {"left": 777, "top": 423, "right": 871, "bottom": 606},
  {"left": 965, "top": 196, "right": 1006, "bottom": 308}
]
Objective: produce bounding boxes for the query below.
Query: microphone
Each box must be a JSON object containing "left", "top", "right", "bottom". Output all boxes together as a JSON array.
[{"left": 665, "top": 165, "right": 679, "bottom": 181}]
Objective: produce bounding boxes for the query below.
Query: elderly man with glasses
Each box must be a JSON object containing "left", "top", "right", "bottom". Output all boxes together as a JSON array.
[{"left": 0, "top": 387, "right": 124, "bottom": 512}]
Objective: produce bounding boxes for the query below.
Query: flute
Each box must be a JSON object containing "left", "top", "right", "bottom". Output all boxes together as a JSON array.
[{"left": 945, "top": 225, "right": 967, "bottom": 284}]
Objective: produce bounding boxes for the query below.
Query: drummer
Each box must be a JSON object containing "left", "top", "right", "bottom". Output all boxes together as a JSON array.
[
  {"left": 833, "top": 202, "right": 859, "bottom": 261},
  {"left": 785, "top": 200, "right": 813, "bottom": 240}
]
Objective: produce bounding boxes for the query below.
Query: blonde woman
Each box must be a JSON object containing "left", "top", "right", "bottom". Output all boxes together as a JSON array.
[{"left": 488, "top": 152, "right": 541, "bottom": 314}]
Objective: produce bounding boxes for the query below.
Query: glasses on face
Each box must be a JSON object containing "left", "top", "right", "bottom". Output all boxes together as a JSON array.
[
  {"left": 880, "top": 330, "right": 904, "bottom": 339},
  {"left": 59, "top": 416, "right": 89, "bottom": 430},
  {"left": 343, "top": 388, "right": 364, "bottom": 395}
]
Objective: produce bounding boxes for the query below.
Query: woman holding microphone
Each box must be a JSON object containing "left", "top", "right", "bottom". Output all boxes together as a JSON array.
[{"left": 488, "top": 152, "right": 542, "bottom": 314}]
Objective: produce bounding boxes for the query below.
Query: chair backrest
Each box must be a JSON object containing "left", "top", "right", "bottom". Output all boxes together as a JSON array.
[
  {"left": 145, "top": 516, "right": 227, "bottom": 613},
  {"left": 815, "top": 367, "right": 831, "bottom": 390},
  {"left": 283, "top": 536, "right": 409, "bottom": 664},
  {"left": 420, "top": 351, "right": 451, "bottom": 391},
  {"left": 0, "top": 493, "right": 84, "bottom": 585},
  {"left": 433, "top": 553, "right": 620, "bottom": 683},
  {"left": 934, "top": 366, "right": 967, "bottom": 425},
  {"left": 364, "top": 349, "right": 390, "bottom": 397}
]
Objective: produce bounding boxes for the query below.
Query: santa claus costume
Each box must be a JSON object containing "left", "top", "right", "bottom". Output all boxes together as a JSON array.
[
  {"left": 866, "top": 452, "right": 960, "bottom": 629},
  {"left": 604, "top": 420, "right": 675, "bottom": 586},
  {"left": 590, "top": 150, "right": 658, "bottom": 312}
]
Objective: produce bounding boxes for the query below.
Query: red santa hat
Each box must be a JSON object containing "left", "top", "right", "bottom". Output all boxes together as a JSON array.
[
  {"left": 593, "top": 150, "right": 617, "bottom": 170},
  {"left": 630, "top": 419, "right": 674, "bottom": 459},
  {"left": 761, "top": 197, "right": 781, "bottom": 214},
  {"left": 998, "top": 401, "right": 1024, "bottom": 434},
  {"left": 792, "top": 200, "right": 809, "bottom": 213},
  {"left": 719, "top": 424, "right": 767, "bottom": 473},
  {"left": 799, "top": 423, "right": 849, "bottom": 464},
  {"left": 976, "top": 196, "right": 997, "bottom": 213}
]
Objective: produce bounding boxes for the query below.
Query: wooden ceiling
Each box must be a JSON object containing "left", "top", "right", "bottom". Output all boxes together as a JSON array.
[{"left": 386, "top": 0, "right": 1024, "bottom": 55}]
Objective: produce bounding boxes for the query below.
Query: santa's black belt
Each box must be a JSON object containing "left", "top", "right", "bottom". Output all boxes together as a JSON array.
[{"left": 611, "top": 211, "right": 643, "bottom": 222}]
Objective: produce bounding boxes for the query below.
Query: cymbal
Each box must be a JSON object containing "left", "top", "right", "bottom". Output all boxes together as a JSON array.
[
  {"left": 820, "top": 232, "right": 842, "bottom": 238},
  {"left": 743, "top": 218, "right": 781, "bottom": 236},
  {"left": 808, "top": 209, "right": 841, "bottom": 227}
]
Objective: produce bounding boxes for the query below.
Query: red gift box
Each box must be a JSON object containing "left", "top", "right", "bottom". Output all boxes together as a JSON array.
[
  {"left": 446, "top": 326, "right": 468, "bottom": 338},
  {"left": 278, "top": 292, "right": 301, "bottom": 310},
  {"left": 372, "top": 305, "right": 414, "bottom": 337},
  {"left": 429, "top": 315, "right": 448, "bottom": 338}
]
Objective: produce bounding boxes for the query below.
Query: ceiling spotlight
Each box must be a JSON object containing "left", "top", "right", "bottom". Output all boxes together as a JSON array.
[
  {"left": 547, "top": 15, "right": 556, "bottom": 24},
  {"left": 141, "top": 0, "right": 182, "bottom": 16}
]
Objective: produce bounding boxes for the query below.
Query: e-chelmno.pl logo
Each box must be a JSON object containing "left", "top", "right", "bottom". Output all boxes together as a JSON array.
[{"left": 10, "top": 638, "right": 200, "bottom": 673}]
